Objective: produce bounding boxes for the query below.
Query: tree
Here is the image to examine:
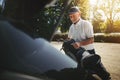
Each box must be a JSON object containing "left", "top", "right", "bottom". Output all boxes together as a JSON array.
[
  {"left": 92, "top": 9, "right": 107, "bottom": 33},
  {"left": 103, "top": 0, "right": 120, "bottom": 32},
  {"left": 33, "top": 0, "right": 72, "bottom": 40},
  {"left": 92, "top": 0, "right": 120, "bottom": 33},
  {"left": 72, "top": 0, "right": 90, "bottom": 20}
]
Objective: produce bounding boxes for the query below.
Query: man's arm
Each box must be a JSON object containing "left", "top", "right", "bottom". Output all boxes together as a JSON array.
[
  {"left": 72, "top": 37, "right": 94, "bottom": 49},
  {"left": 79, "top": 37, "right": 94, "bottom": 46}
]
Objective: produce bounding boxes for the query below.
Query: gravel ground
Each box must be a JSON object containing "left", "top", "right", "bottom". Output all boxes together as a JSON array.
[{"left": 51, "top": 42, "right": 120, "bottom": 80}]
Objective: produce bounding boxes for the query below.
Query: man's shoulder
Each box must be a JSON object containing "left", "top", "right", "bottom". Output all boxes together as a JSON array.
[
  {"left": 81, "top": 19, "right": 90, "bottom": 24},
  {"left": 80, "top": 19, "right": 93, "bottom": 29},
  {"left": 81, "top": 19, "right": 92, "bottom": 27}
]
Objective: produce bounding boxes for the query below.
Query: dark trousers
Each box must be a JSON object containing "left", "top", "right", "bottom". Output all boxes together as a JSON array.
[
  {"left": 82, "top": 49, "right": 111, "bottom": 80},
  {"left": 87, "top": 49, "right": 95, "bottom": 54},
  {"left": 62, "top": 39, "right": 111, "bottom": 80}
]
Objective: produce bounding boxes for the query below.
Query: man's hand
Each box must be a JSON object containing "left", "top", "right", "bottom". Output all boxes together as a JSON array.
[
  {"left": 71, "top": 42, "right": 81, "bottom": 49},
  {"left": 71, "top": 37, "right": 94, "bottom": 49}
]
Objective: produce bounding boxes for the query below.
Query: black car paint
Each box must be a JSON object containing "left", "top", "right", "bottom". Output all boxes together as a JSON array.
[{"left": 0, "top": 21, "right": 88, "bottom": 80}]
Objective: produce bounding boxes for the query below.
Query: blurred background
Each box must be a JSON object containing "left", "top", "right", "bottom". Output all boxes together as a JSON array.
[{"left": 0, "top": 0, "right": 120, "bottom": 42}]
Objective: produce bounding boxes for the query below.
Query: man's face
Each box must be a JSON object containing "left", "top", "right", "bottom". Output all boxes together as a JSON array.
[{"left": 69, "top": 12, "right": 80, "bottom": 23}]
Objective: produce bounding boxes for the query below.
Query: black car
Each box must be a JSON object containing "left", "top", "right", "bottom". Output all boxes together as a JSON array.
[
  {"left": 0, "top": 0, "right": 98, "bottom": 80},
  {"left": 0, "top": 21, "right": 81, "bottom": 80}
]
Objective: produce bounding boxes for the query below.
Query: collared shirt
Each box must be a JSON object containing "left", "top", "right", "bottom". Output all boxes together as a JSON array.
[{"left": 68, "top": 18, "right": 94, "bottom": 50}]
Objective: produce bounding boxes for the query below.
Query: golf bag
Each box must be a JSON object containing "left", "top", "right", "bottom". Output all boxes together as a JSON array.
[
  {"left": 62, "top": 39, "right": 101, "bottom": 80},
  {"left": 62, "top": 39, "right": 111, "bottom": 80},
  {"left": 62, "top": 39, "right": 101, "bottom": 67}
]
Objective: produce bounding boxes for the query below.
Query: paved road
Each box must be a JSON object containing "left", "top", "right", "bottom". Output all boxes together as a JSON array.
[{"left": 51, "top": 42, "right": 120, "bottom": 80}]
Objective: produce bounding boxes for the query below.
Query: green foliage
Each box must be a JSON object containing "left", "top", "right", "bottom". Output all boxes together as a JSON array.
[
  {"left": 79, "top": 0, "right": 90, "bottom": 20},
  {"left": 94, "top": 33, "right": 120, "bottom": 43},
  {"left": 33, "top": 7, "right": 60, "bottom": 40},
  {"left": 60, "top": 12, "right": 71, "bottom": 33},
  {"left": 92, "top": 20, "right": 107, "bottom": 33},
  {"left": 113, "top": 20, "right": 120, "bottom": 32},
  {"left": 92, "top": 18, "right": 120, "bottom": 33},
  {"left": 73, "top": 0, "right": 90, "bottom": 20},
  {"left": 92, "top": 0, "right": 120, "bottom": 33},
  {"left": 52, "top": 33, "right": 68, "bottom": 41},
  {"left": 104, "top": 19, "right": 120, "bottom": 33},
  {"left": 92, "top": 21, "right": 101, "bottom": 33},
  {"left": 33, "top": 0, "right": 68, "bottom": 40}
]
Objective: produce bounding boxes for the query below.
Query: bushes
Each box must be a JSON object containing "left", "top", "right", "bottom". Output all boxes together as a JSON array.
[
  {"left": 52, "top": 33, "right": 68, "bottom": 41},
  {"left": 53, "top": 33, "right": 120, "bottom": 43},
  {"left": 94, "top": 33, "right": 120, "bottom": 43}
]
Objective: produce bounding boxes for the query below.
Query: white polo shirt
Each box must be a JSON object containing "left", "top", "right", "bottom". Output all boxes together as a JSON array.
[{"left": 68, "top": 19, "right": 94, "bottom": 50}]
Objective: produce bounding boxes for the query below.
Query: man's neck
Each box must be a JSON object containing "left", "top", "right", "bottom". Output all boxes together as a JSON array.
[{"left": 74, "top": 18, "right": 80, "bottom": 24}]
